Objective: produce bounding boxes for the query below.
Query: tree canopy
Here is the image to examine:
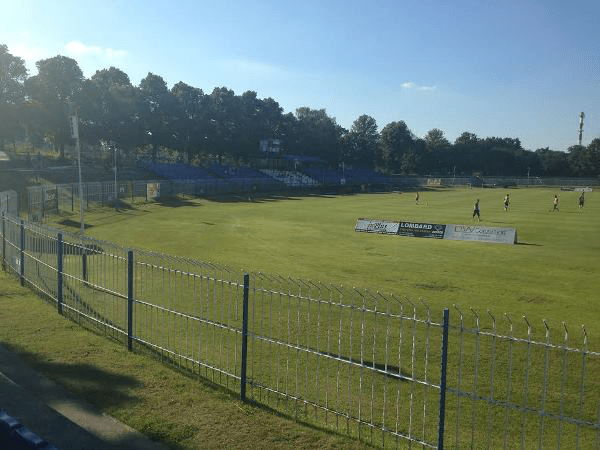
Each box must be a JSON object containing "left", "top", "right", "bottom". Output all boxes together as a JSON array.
[{"left": 1, "top": 44, "right": 598, "bottom": 178}]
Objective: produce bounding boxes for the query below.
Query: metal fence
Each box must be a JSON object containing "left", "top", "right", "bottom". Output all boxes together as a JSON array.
[
  {"left": 25, "top": 177, "right": 295, "bottom": 221},
  {"left": 1, "top": 213, "right": 599, "bottom": 449},
  {"left": 0, "top": 190, "right": 18, "bottom": 216},
  {"left": 24, "top": 176, "right": 600, "bottom": 222}
]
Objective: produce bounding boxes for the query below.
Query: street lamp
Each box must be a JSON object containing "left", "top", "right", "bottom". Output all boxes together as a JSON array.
[
  {"left": 113, "top": 145, "right": 118, "bottom": 207},
  {"left": 69, "top": 109, "right": 84, "bottom": 234}
]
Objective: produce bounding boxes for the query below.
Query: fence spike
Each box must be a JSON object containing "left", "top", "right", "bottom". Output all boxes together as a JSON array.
[
  {"left": 581, "top": 324, "right": 588, "bottom": 347},
  {"left": 470, "top": 307, "right": 480, "bottom": 329},
  {"left": 523, "top": 315, "right": 532, "bottom": 335},
  {"left": 487, "top": 309, "right": 496, "bottom": 330},
  {"left": 453, "top": 304, "right": 464, "bottom": 325}
]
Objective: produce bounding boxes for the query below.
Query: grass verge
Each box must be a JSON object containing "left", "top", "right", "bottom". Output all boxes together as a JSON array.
[{"left": 0, "top": 270, "right": 370, "bottom": 449}]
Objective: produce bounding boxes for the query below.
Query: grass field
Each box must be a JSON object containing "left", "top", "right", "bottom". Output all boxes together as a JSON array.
[
  {"left": 0, "top": 270, "right": 370, "bottom": 450},
  {"left": 5, "top": 185, "right": 599, "bottom": 448},
  {"left": 57, "top": 186, "right": 600, "bottom": 342}
]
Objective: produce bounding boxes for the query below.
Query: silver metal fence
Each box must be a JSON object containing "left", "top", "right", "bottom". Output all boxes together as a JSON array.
[
  {"left": 1, "top": 213, "right": 599, "bottom": 449},
  {"left": 0, "top": 190, "right": 18, "bottom": 216}
]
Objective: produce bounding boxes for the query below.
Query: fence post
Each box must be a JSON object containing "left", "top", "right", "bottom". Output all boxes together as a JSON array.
[
  {"left": 437, "top": 308, "right": 450, "bottom": 450},
  {"left": 127, "top": 250, "right": 134, "bottom": 350},
  {"left": 82, "top": 253, "right": 88, "bottom": 284},
  {"left": 57, "top": 233, "right": 63, "bottom": 314},
  {"left": 19, "top": 220, "right": 25, "bottom": 286},
  {"left": 240, "top": 272, "right": 250, "bottom": 401}
]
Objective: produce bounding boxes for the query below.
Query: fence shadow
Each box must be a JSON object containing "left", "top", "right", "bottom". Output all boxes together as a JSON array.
[
  {"left": 58, "top": 219, "right": 94, "bottom": 230},
  {"left": 1, "top": 343, "right": 142, "bottom": 411}
]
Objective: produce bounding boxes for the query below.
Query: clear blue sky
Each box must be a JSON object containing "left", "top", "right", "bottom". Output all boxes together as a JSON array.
[{"left": 1, "top": 0, "right": 598, "bottom": 151}]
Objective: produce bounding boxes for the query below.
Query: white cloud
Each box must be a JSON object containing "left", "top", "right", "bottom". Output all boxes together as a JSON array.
[
  {"left": 402, "top": 81, "right": 437, "bottom": 91},
  {"left": 105, "top": 48, "right": 128, "bottom": 59},
  {"left": 65, "top": 41, "right": 101, "bottom": 55},
  {"left": 65, "top": 41, "right": 127, "bottom": 59},
  {"left": 9, "top": 42, "right": 51, "bottom": 65}
]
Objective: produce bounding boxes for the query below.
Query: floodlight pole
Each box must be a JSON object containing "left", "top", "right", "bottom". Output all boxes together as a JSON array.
[
  {"left": 578, "top": 112, "right": 585, "bottom": 147},
  {"left": 70, "top": 108, "right": 85, "bottom": 234},
  {"left": 114, "top": 146, "right": 118, "bottom": 207}
]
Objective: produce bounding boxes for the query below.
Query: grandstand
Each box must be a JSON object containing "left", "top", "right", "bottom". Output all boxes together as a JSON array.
[
  {"left": 206, "top": 163, "right": 277, "bottom": 185},
  {"left": 147, "top": 161, "right": 391, "bottom": 191},
  {"left": 303, "top": 167, "right": 390, "bottom": 186},
  {"left": 146, "top": 162, "right": 219, "bottom": 182},
  {"left": 260, "top": 169, "right": 319, "bottom": 187}
]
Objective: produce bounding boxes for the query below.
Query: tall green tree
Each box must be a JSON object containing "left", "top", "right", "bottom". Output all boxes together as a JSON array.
[
  {"left": 0, "top": 45, "right": 28, "bottom": 146},
  {"left": 454, "top": 131, "right": 479, "bottom": 146},
  {"left": 293, "top": 107, "right": 344, "bottom": 162},
  {"left": 341, "top": 114, "right": 379, "bottom": 168},
  {"left": 24, "top": 55, "right": 84, "bottom": 157},
  {"left": 137, "top": 73, "right": 176, "bottom": 161},
  {"left": 380, "top": 121, "right": 414, "bottom": 173},
  {"left": 568, "top": 141, "right": 600, "bottom": 177},
  {"left": 424, "top": 128, "right": 450, "bottom": 151},
  {"left": 171, "top": 81, "right": 208, "bottom": 161},
  {"left": 78, "top": 67, "right": 138, "bottom": 151},
  {"left": 206, "top": 86, "right": 241, "bottom": 158}
]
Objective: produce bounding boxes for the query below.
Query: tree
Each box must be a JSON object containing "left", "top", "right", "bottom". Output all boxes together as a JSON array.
[
  {"left": 137, "top": 73, "right": 176, "bottom": 161},
  {"left": 293, "top": 107, "right": 344, "bottom": 163},
  {"left": 24, "top": 55, "right": 84, "bottom": 157},
  {"left": 380, "top": 121, "right": 414, "bottom": 173},
  {"left": 341, "top": 115, "right": 379, "bottom": 167},
  {"left": 0, "top": 45, "right": 28, "bottom": 145},
  {"left": 78, "top": 67, "right": 138, "bottom": 151},
  {"left": 171, "top": 81, "right": 208, "bottom": 161},
  {"left": 205, "top": 86, "right": 241, "bottom": 158},
  {"left": 422, "top": 128, "right": 451, "bottom": 174},
  {"left": 424, "top": 128, "right": 450, "bottom": 151},
  {"left": 454, "top": 131, "right": 479, "bottom": 147},
  {"left": 568, "top": 141, "right": 600, "bottom": 177}
]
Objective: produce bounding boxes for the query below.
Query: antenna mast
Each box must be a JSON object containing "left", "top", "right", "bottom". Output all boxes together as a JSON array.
[{"left": 578, "top": 112, "right": 585, "bottom": 146}]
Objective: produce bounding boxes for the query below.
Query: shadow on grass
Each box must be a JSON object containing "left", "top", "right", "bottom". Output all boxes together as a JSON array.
[
  {"left": 0, "top": 343, "right": 185, "bottom": 449},
  {"left": 5, "top": 346, "right": 141, "bottom": 409},
  {"left": 57, "top": 219, "right": 94, "bottom": 230},
  {"left": 154, "top": 197, "right": 202, "bottom": 208}
]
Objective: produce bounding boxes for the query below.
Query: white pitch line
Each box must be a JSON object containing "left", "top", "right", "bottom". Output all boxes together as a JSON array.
[{"left": 0, "top": 371, "right": 20, "bottom": 386}]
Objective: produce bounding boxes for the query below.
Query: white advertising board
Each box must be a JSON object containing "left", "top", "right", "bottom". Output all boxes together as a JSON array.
[
  {"left": 443, "top": 224, "right": 517, "bottom": 244},
  {"left": 355, "top": 218, "right": 399, "bottom": 235},
  {"left": 147, "top": 182, "right": 160, "bottom": 199}
]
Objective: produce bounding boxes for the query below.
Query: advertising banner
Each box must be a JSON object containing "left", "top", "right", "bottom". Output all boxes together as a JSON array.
[
  {"left": 443, "top": 224, "right": 517, "bottom": 244},
  {"left": 398, "top": 222, "right": 446, "bottom": 239},
  {"left": 147, "top": 182, "right": 160, "bottom": 199},
  {"left": 356, "top": 218, "right": 517, "bottom": 244},
  {"left": 355, "top": 218, "right": 399, "bottom": 235}
]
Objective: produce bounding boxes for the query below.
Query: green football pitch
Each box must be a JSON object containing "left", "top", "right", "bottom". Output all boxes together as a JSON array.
[{"left": 64, "top": 186, "right": 600, "bottom": 343}]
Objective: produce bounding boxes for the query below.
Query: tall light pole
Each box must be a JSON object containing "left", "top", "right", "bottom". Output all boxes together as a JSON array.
[
  {"left": 578, "top": 112, "right": 585, "bottom": 146},
  {"left": 69, "top": 110, "right": 85, "bottom": 234},
  {"left": 113, "top": 145, "right": 118, "bottom": 207}
]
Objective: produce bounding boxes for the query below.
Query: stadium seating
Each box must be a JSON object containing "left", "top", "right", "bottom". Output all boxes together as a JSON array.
[
  {"left": 301, "top": 167, "right": 391, "bottom": 186},
  {"left": 147, "top": 163, "right": 219, "bottom": 182},
  {"left": 260, "top": 169, "right": 319, "bottom": 187},
  {"left": 0, "top": 409, "right": 58, "bottom": 450}
]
